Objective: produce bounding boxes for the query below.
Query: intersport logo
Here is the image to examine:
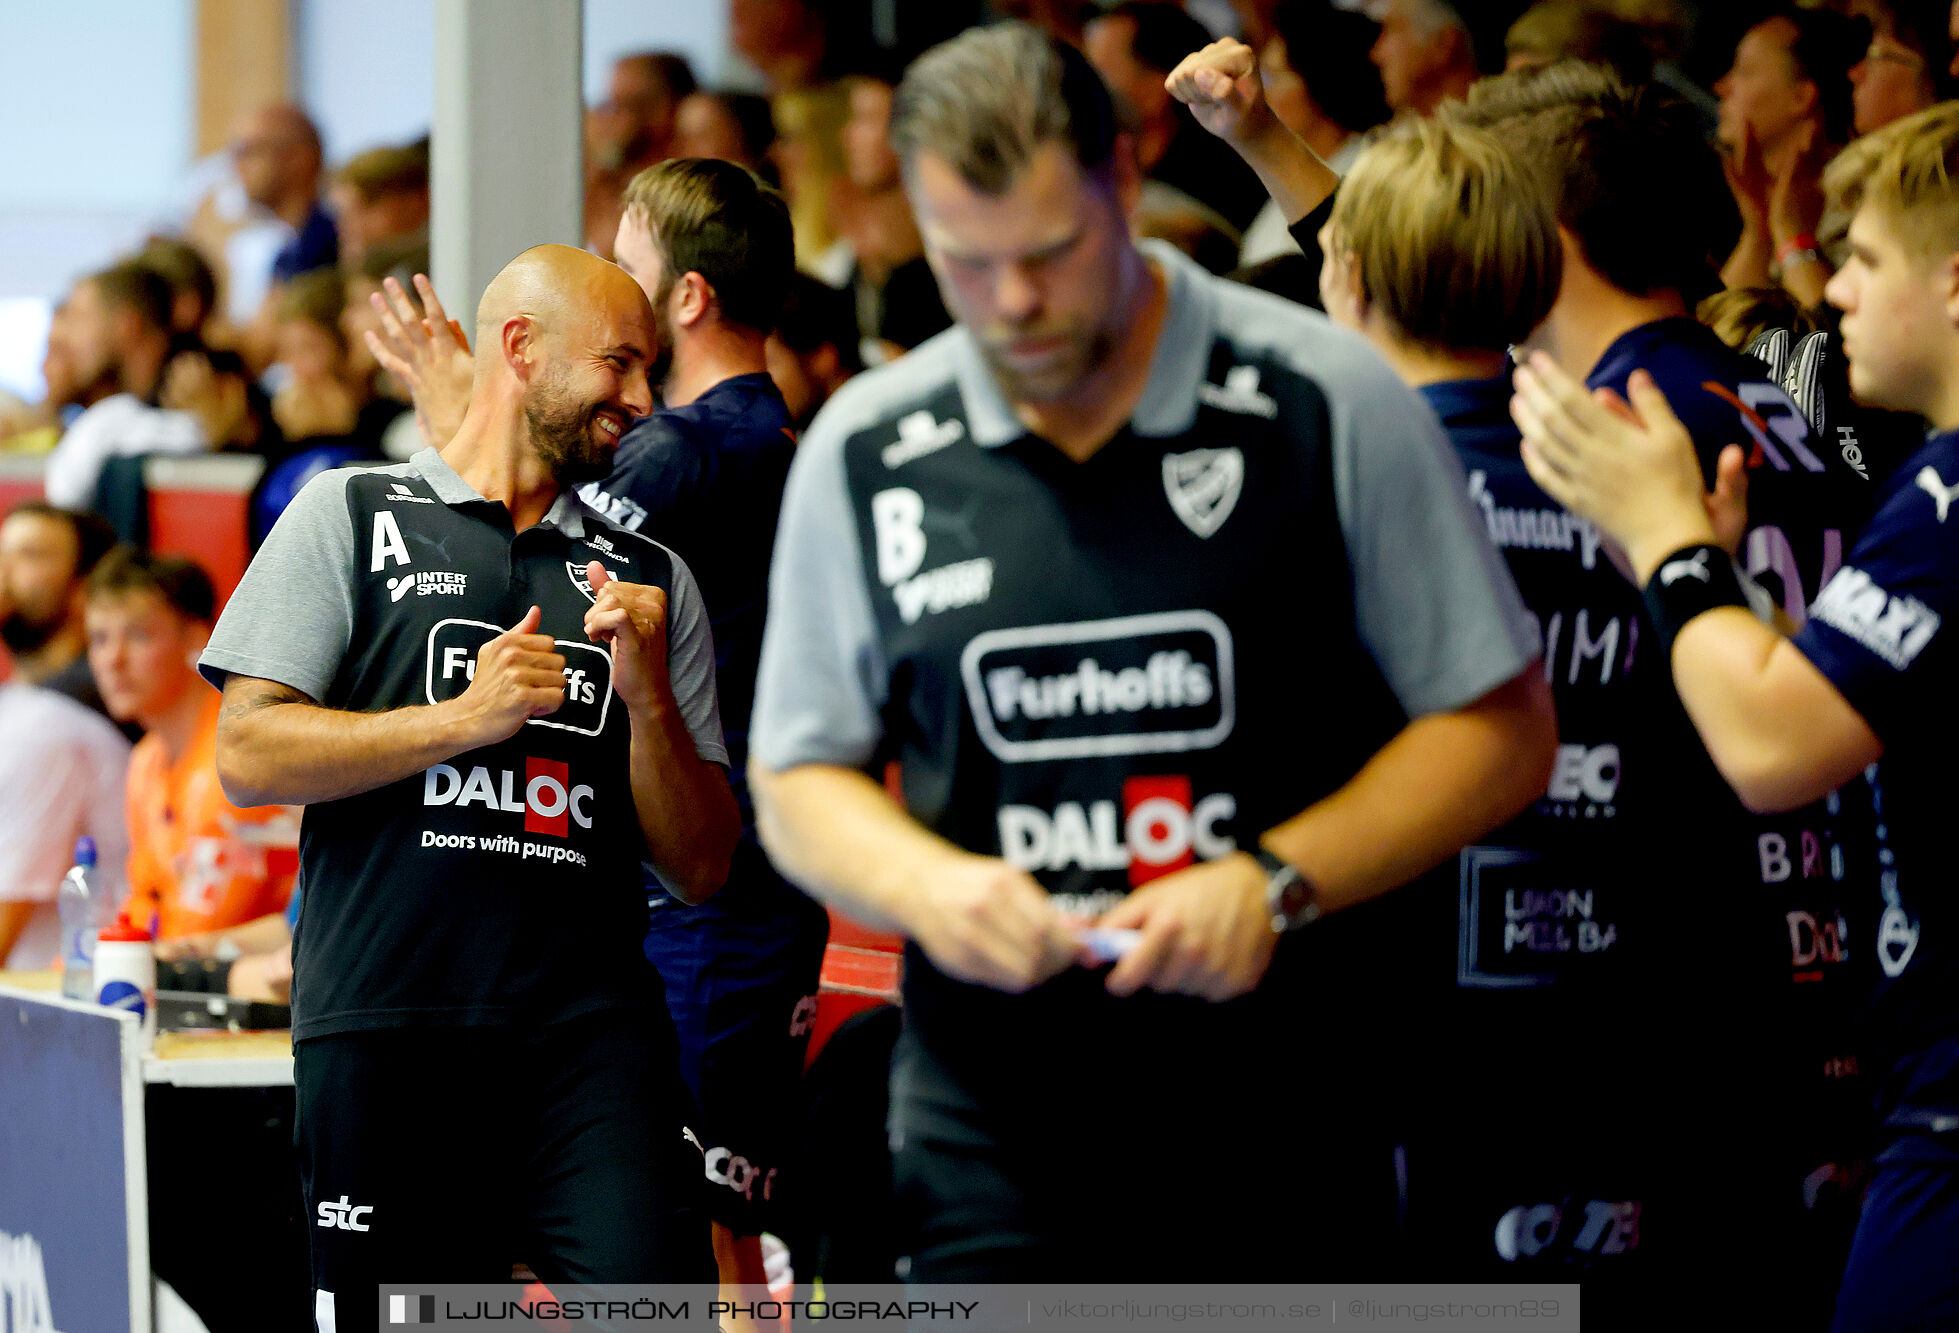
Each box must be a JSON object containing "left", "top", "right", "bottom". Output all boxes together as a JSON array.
[{"left": 960, "top": 611, "right": 1233, "bottom": 762}]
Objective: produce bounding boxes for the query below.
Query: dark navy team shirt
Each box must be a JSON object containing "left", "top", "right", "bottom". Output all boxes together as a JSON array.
[
  {"left": 583, "top": 372, "right": 800, "bottom": 915},
  {"left": 270, "top": 203, "right": 339, "bottom": 284},
  {"left": 1795, "top": 427, "right": 1959, "bottom": 1162},
  {"left": 1588, "top": 324, "right": 1880, "bottom": 1155},
  {"left": 585, "top": 373, "right": 794, "bottom": 803},
  {"left": 1425, "top": 372, "right": 1872, "bottom": 1174},
  {"left": 1425, "top": 379, "right": 1728, "bottom": 1028},
  {"left": 1590, "top": 318, "right": 1876, "bottom": 617}
]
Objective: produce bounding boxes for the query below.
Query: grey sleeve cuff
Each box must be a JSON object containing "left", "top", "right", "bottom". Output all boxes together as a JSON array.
[
  {"left": 661, "top": 548, "right": 729, "bottom": 765},
  {"left": 1332, "top": 370, "right": 1538, "bottom": 717}
]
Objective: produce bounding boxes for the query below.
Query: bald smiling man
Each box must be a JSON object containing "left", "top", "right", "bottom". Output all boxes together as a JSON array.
[{"left": 201, "top": 245, "right": 735, "bottom": 1326}]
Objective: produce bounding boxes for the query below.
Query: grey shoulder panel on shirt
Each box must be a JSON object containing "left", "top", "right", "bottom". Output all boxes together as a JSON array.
[
  {"left": 1207, "top": 276, "right": 1540, "bottom": 716},
  {"left": 1208, "top": 276, "right": 1412, "bottom": 408},
  {"left": 802, "top": 327, "right": 967, "bottom": 452},
  {"left": 197, "top": 465, "right": 366, "bottom": 700},
  {"left": 747, "top": 341, "right": 961, "bottom": 773}
]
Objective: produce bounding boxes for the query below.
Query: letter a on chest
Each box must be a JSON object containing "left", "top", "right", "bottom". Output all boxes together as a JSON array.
[{"left": 371, "top": 510, "right": 412, "bottom": 572}]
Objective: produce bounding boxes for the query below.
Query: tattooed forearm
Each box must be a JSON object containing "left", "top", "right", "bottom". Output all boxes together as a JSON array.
[
  {"left": 213, "top": 673, "right": 477, "bottom": 806},
  {"left": 218, "top": 678, "right": 312, "bottom": 726}
]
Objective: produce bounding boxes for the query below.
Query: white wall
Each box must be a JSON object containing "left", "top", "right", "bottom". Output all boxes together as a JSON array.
[
  {"left": 295, "top": 0, "right": 440, "bottom": 161},
  {"left": 0, "top": 0, "right": 196, "bottom": 391},
  {"left": 584, "top": 0, "right": 729, "bottom": 100},
  {"left": 294, "top": 0, "right": 731, "bottom": 165},
  {"left": 0, "top": 1, "right": 195, "bottom": 214},
  {"left": 0, "top": 0, "right": 731, "bottom": 396}
]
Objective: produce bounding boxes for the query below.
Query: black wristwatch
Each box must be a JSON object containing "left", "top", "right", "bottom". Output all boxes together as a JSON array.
[{"left": 1251, "top": 847, "right": 1321, "bottom": 933}]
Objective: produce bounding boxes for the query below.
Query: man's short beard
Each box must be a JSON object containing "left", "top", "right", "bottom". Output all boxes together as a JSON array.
[
  {"left": 648, "top": 273, "right": 677, "bottom": 397},
  {"left": 524, "top": 365, "right": 614, "bottom": 486},
  {"left": 0, "top": 609, "right": 62, "bottom": 656},
  {"left": 977, "top": 324, "right": 1114, "bottom": 404},
  {"left": 526, "top": 398, "right": 613, "bottom": 485}
]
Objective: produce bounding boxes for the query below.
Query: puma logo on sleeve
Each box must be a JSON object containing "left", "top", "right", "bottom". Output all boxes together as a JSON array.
[
  {"left": 1915, "top": 466, "right": 1959, "bottom": 523},
  {"left": 1657, "top": 549, "right": 1712, "bottom": 586}
]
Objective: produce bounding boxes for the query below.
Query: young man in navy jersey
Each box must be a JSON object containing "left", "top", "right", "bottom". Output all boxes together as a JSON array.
[
  {"left": 1457, "top": 78, "right": 1883, "bottom": 1287},
  {"left": 1516, "top": 99, "right": 1959, "bottom": 1333},
  {"left": 580, "top": 157, "right": 824, "bottom": 1302},
  {"left": 202, "top": 245, "right": 737, "bottom": 1329},
  {"left": 748, "top": 22, "right": 1558, "bottom": 1280},
  {"left": 1178, "top": 42, "right": 1874, "bottom": 1313}
]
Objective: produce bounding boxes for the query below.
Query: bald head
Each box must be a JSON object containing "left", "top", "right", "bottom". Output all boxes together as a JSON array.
[
  {"left": 250, "top": 103, "right": 321, "bottom": 154},
  {"left": 469, "top": 244, "right": 658, "bottom": 487},
  {"left": 233, "top": 102, "right": 324, "bottom": 211},
  {"left": 474, "top": 243, "right": 653, "bottom": 358}
]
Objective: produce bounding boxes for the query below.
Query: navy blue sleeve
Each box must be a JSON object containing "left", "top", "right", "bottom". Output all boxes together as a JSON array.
[
  {"left": 1793, "top": 456, "right": 1959, "bottom": 742},
  {"left": 581, "top": 415, "right": 707, "bottom": 534}
]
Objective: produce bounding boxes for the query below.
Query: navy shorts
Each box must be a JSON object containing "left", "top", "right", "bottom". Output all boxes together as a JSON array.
[
  {"left": 642, "top": 845, "right": 829, "bottom": 1236},
  {"left": 1832, "top": 1150, "right": 1959, "bottom": 1332}
]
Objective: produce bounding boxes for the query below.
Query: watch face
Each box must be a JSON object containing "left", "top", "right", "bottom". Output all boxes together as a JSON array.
[{"left": 1267, "top": 866, "right": 1318, "bottom": 930}]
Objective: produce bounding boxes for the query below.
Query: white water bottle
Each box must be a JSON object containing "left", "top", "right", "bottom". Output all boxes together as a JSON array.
[
  {"left": 58, "top": 836, "right": 105, "bottom": 999},
  {"left": 94, "top": 913, "right": 157, "bottom": 1047}
]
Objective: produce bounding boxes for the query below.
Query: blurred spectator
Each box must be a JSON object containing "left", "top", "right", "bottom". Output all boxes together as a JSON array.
[
  {"left": 232, "top": 104, "right": 337, "bottom": 289},
  {"left": 1717, "top": 6, "right": 1864, "bottom": 307},
  {"left": 247, "top": 269, "right": 407, "bottom": 544},
  {"left": 43, "top": 263, "right": 208, "bottom": 511},
  {"left": 0, "top": 301, "right": 88, "bottom": 455},
  {"left": 0, "top": 504, "right": 131, "bottom": 971},
  {"left": 1718, "top": 8, "right": 1859, "bottom": 166},
  {"left": 732, "top": 0, "right": 836, "bottom": 93},
  {"left": 772, "top": 84, "right": 855, "bottom": 275},
  {"left": 269, "top": 269, "right": 400, "bottom": 455},
  {"left": 1849, "top": 0, "right": 1957, "bottom": 136},
  {"left": 1505, "top": 0, "right": 1654, "bottom": 81},
  {"left": 0, "top": 387, "right": 48, "bottom": 454},
  {"left": 243, "top": 105, "right": 339, "bottom": 285},
  {"left": 587, "top": 52, "right": 698, "bottom": 255},
  {"left": 84, "top": 550, "right": 297, "bottom": 959},
  {"left": 1086, "top": 2, "right": 1270, "bottom": 233},
  {"left": 159, "top": 345, "right": 281, "bottom": 456},
  {"left": 593, "top": 51, "right": 697, "bottom": 170},
  {"left": 1697, "top": 283, "right": 1819, "bottom": 349},
  {"left": 340, "top": 236, "right": 435, "bottom": 461},
  {"left": 175, "top": 104, "right": 333, "bottom": 334},
  {"left": 1238, "top": 0, "right": 1391, "bottom": 266},
  {"left": 174, "top": 103, "right": 336, "bottom": 375},
  {"left": 673, "top": 90, "right": 778, "bottom": 176},
  {"left": 328, "top": 143, "right": 431, "bottom": 271},
  {"left": 1370, "top": 0, "right": 1486, "bottom": 116},
  {"left": 991, "top": 0, "right": 1096, "bottom": 46},
  {"left": 767, "top": 273, "right": 862, "bottom": 430},
  {"left": 135, "top": 238, "right": 220, "bottom": 343},
  {"left": 837, "top": 71, "right": 952, "bottom": 359},
  {"left": 0, "top": 503, "right": 120, "bottom": 709}
]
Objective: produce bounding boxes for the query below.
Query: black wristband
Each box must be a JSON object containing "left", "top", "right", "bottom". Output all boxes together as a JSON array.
[{"left": 1642, "top": 543, "right": 1748, "bottom": 654}]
